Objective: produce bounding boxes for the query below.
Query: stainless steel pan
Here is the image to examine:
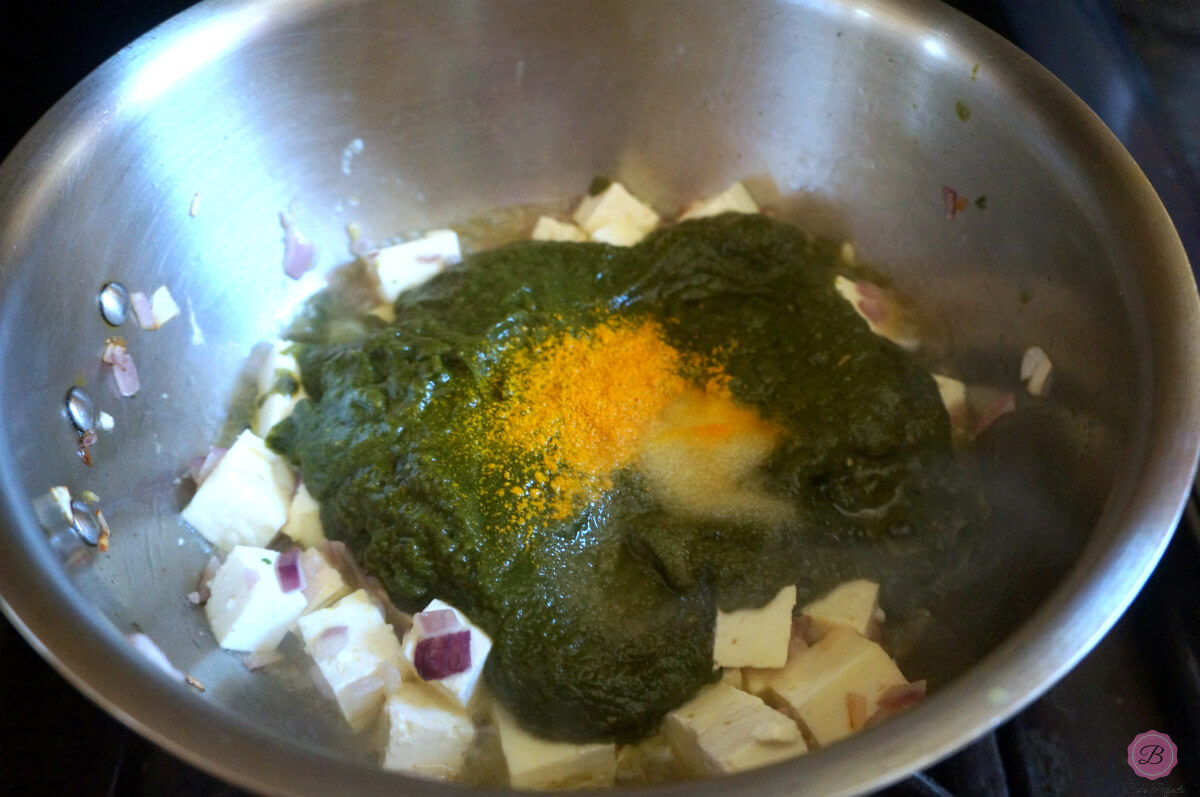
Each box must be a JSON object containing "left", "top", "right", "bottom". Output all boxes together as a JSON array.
[{"left": 0, "top": 1, "right": 1196, "bottom": 795}]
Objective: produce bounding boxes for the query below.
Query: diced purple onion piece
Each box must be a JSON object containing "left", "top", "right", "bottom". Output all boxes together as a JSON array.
[
  {"left": 414, "top": 629, "right": 472, "bottom": 681},
  {"left": 194, "top": 554, "right": 221, "bottom": 604},
  {"left": 310, "top": 625, "right": 349, "bottom": 658},
  {"left": 130, "top": 291, "right": 156, "bottom": 329},
  {"left": 415, "top": 608, "right": 461, "bottom": 637},
  {"left": 101, "top": 341, "right": 140, "bottom": 397},
  {"left": 275, "top": 549, "right": 306, "bottom": 593},
  {"left": 942, "top": 186, "right": 959, "bottom": 220},
  {"left": 127, "top": 632, "right": 185, "bottom": 681},
  {"left": 281, "top": 212, "right": 315, "bottom": 280},
  {"left": 189, "top": 447, "right": 228, "bottom": 485},
  {"left": 878, "top": 679, "right": 927, "bottom": 711}
]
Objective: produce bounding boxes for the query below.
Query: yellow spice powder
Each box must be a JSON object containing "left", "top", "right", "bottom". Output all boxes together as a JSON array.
[{"left": 493, "top": 319, "right": 693, "bottom": 518}]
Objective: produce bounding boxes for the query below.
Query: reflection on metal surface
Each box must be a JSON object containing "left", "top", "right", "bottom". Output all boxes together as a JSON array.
[
  {"left": 64, "top": 387, "right": 96, "bottom": 433},
  {"left": 98, "top": 282, "right": 130, "bottom": 327}
]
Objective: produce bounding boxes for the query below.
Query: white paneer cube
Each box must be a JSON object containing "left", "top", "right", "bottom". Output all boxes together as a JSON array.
[
  {"left": 298, "top": 548, "right": 350, "bottom": 614},
  {"left": 663, "top": 683, "right": 807, "bottom": 776},
  {"left": 150, "top": 285, "right": 181, "bottom": 328},
  {"left": 367, "top": 303, "right": 395, "bottom": 323},
  {"left": 801, "top": 580, "right": 881, "bottom": 639},
  {"left": 205, "top": 546, "right": 308, "bottom": 652},
  {"left": 283, "top": 483, "right": 325, "bottom": 548},
  {"left": 1020, "top": 345, "right": 1052, "bottom": 397},
  {"left": 374, "top": 229, "right": 461, "bottom": 303},
  {"left": 615, "top": 733, "right": 678, "bottom": 785},
  {"left": 712, "top": 585, "right": 796, "bottom": 668},
  {"left": 763, "top": 628, "right": 908, "bottom": 747},
  {"left": 932, "top": 374, "right": 969, "bottom": 436},
  {"left": 380, "top": 683, "right": 476, "bottom": 780},
  {"left": 181, "top": 429, "right": 295, "bottom": 551},
  {"left": 678, "top": 181, "right": 760, "bottom": 221},
  {"left": 589, "top": 217, "right": 648, "bottom": 247},
  {"left": 492, "top": 704, "right": 617, "bottom": 790},
  {"left": 297, "top": 589, "right": 407, "bottom": 730},
  {"left": 572, "top": 182, "right": 659, "bottom": 237},
  {"left": 532, "top": 216, "right": 588, "bottom": 242},
  {"left": 833, "top": 276, "right": 920, "bottom": 351},
  {"left": 402, "top": 599, "right": 492, "bottom": 712},
  {"left": 254, "top": 340, "right": 306, "bottom": 438}
]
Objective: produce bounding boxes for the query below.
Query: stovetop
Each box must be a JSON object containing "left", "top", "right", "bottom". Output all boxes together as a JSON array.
[{"left": 2, "top": 1, "right": 1198, "bottom": 795}]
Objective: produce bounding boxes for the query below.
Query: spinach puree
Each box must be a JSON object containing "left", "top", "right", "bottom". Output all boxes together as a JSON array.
[{"left": 268, "top": 213, "right": 982, "bottom": 742}]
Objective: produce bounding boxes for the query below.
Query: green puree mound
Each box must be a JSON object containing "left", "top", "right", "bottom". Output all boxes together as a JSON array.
[{"left": 268, "top": 214, "right": 983, "bottom": 742}]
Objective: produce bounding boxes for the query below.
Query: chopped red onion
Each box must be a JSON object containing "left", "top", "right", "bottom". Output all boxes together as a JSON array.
[
  {"left": 942, "top": 186, "right": 960, "bottom": 220},
  {"left": 310, "top": 625, "right": 349, "bottom": 658},
  {"left": 127, "top": 632, "right": 185, "bottom": 682},
  {"left": 320, "top": 540, "right": 413, "bottom": 633},
  {"left": 414, "top": 629, "right": 472, "bottom": 680},
  {"left": 193, "top": 554, "right": 221, "bottom": 605},
  {"left": 188, "top": 447, "right": 227, "bottom": 485},
  {"left": 281, "top": 212, "right": 316, "bottom": 280},
  {"left": 243, "top": 649, "right": 285, "bottom": 671},
  {"left": 130, "top": 291, "right": 155, "bottom": 329},
  {"left": 415, "top": 608, "right": 461, "bottom": 637},
  {"left": 970, "top": 388, "right": 1017, "bottom": 436},
  {"left": 877, "top": 679, "right": 927, "bottom": 711},
  {"left": 275, "top": 549, "right": 306, "bottom": 593},
  {"left": 101, "top": 340, "right": 140, "bottom": 397}
]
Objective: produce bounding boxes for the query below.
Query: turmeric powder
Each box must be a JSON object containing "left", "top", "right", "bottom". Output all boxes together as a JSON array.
[{"left": 490, "top": 318, "right": 693, "bottom": 519}]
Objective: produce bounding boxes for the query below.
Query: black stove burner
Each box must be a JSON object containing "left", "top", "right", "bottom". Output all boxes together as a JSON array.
[{"left": 2, "top": 0, "right": 1199, "bottom": 795}]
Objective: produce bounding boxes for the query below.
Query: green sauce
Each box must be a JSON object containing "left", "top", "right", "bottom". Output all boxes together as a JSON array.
[{"left": 268, "top": 213, "right": 983, "bottom": 742}]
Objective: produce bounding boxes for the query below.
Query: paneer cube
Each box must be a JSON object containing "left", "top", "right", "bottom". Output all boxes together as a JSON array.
[
  {"left": 402, "top": 599, "right": 493, "bottom": 712},
  {"left": 712, "top": 585, "right": 796, "bottom": 668},
  {"left": 663, "top": 683, "right": 807, "bottom": 776},
  {"left": 589, "top": 217, "right": 648, "bottom": 247},
  {"left": 492, "top": 704, "right": 617, "bottom": 790},
  {"left": 181, "top": 429, "right": 295, "bottom": 551},
  {"left": 532, "top": 216, "right": 587, "bottom": 242},
  {"left": 282, "top": 482, "right": 325, "bottom": 549},
  {"left": 615, "top": 732, "right": 679, "bottom": 785},
  {"left": 150, "top": 285, "right": 181, "bottom": 328},
  {"left": 298, "top": 548, "right": 350, "bottom": 614},
  {"left": 763, "top": 628, "right": 908, "bottom": 746},
  {"left": 932, "top": 374, "right": 969, "bottom": 437},
  {"left": 678, "top": 181, "right": 760, "bottom": 221},
  {"left": 253, "top": 340, "right": 305, "bottom": 438},
  {"left": 373, "top": 229, "right": 461, "bottom": 303},
  {"left": 297, "top": 589, "right": 407, "bottom": 731},
  {"left": 205, "top": 546, "right": 308, "bottom": 652},
  {"left": 801, "top": 580, "right": 881, "bottom": 639},
  {"left": 572, "top": 182, "right": 659, "bottom": 237},
  {"left": 367, "top": 303, "right": 396, "bottom": 323},
  {"left": 380, "top": 683, "right": 476, "bottom": 780},
  {"left": 833, "top": 276, "right": 920, "bottom": 351}
]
